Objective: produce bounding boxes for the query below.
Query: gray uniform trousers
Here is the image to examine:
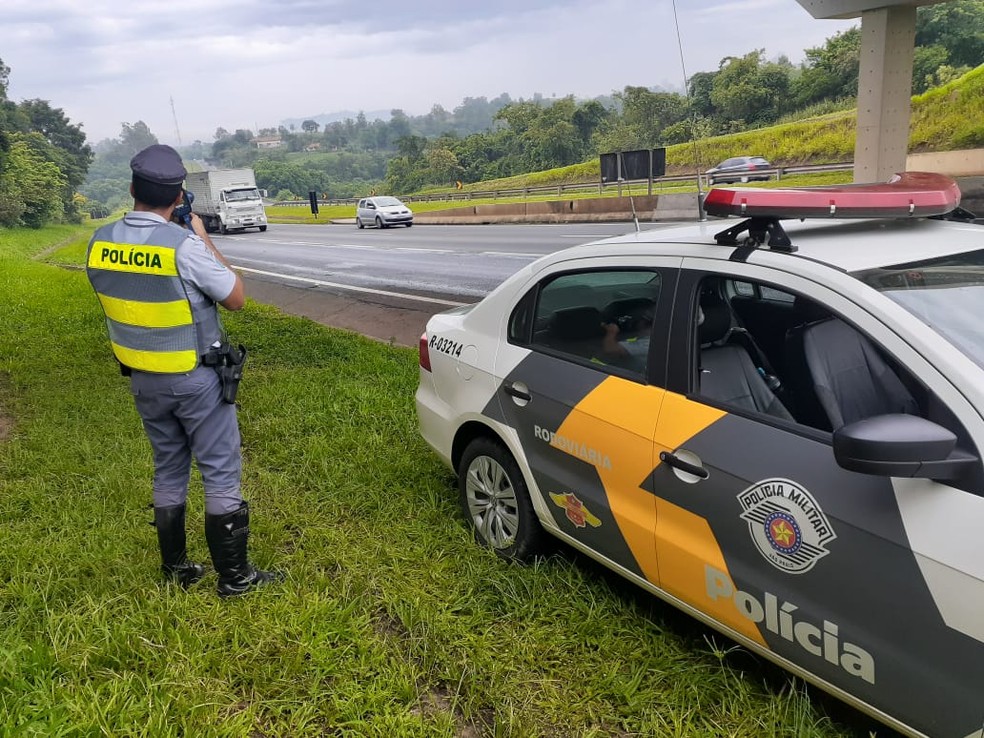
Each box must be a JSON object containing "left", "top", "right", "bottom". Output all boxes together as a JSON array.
[{"left": 130, "top": 365, "right": 243, "bottom": 515}]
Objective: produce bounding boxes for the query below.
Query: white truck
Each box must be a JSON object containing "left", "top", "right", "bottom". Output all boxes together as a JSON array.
[{"left": 184, "top": 168, "right": 268, "bottom": 234}]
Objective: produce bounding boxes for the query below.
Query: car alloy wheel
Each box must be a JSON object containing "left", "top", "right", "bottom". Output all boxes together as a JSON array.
[
  {"left": 458, "top": 437, "right": 543, "bottom": 562},
  {"left": 375, "top": 215, "right": 384, "bottom": 229},
  {"left": 356, "top": 217, "right": 364, "bottom": 229}
]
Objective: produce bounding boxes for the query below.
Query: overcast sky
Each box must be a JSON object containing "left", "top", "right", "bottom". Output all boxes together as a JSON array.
[{"left": 2, "top": 0, "right": 855, "bottom": 146}]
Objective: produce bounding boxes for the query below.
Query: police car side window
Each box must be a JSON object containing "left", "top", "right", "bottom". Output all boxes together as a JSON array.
[
  {"left": 520, "top": 270, "right": 662, "bottom": 378},
  {"left": 698, "top": 277, "right": 937, "bottom": 431},
  {"left": 696, "top": 275, "right": 984, "bottom": 494}
]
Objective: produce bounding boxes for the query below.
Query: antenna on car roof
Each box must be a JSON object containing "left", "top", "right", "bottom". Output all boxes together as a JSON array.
[
  {"left": 630, "top": 192, "right": 640, "bottom": 232},
  {"left": 671, "top": 0, "right": 707, "bottom": 222}
]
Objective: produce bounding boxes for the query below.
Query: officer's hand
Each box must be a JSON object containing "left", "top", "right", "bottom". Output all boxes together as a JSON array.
[{"left": 188, "top": 212, "right": 208, "bottom": 239}]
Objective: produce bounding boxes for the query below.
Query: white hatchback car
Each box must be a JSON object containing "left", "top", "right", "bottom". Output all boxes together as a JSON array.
[
  {"left": 356, "top": 196, "right": 413, "bottom": 229},
  {"left": 416, "top": 172, "right": 984, "bottom": 738}
]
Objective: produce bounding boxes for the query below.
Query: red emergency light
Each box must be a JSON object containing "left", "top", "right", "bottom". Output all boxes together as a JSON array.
[{"left": 704, "top": 171, "right": 961, "bottom": 219}]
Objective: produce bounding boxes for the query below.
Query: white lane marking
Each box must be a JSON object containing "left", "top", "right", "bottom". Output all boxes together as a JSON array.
[
  {"left": 233, "top": 265, "right": 468, "bottom": 308},
  {"left": 394, "top": 247, "right": 454, "bottom": 253},
  {"left": 559, "top": 234, "right": 623, "bottom": 238},
  {"left": 480, "top": 251, "right": 540, "bottom": 258},
  {"left": 258, "top": 239, "right": 380, "bottom": 249},
  {"left": 234, "top": 239, "right": 537, "bottom": 258}
]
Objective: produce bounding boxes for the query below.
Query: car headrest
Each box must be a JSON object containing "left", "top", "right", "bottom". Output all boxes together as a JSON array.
[
  {"left": 603, "top": 297, "right": 655, "bottom": 323},
  {"left": 551, "top": 306, "right": 604, "bottom": 341},
  {"left": 793, "top": 295, "right": 832, "bottom": 324},
  {"left": 698, "top": 293, "right": 731, "bottom": 344}
]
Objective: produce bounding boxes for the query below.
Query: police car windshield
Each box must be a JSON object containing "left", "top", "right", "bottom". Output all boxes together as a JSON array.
[
  {"left": 225, "top": 188, "right": 260, "bottom": 202},
  {"left": 856, "top": 249, "right": 984, "bottom": 370}
]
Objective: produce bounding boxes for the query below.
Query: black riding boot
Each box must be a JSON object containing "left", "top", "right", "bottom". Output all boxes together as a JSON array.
[
  {"left": 154, "top": 504, "right": 206, "bottom": 587},
  {"left": 205, "top": 501, "right": 283, "bottom": 598}
]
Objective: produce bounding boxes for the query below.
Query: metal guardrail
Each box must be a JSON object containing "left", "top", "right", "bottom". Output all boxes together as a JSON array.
[{"left": 270, "top": 162, "right": 854, "bottom": 208}]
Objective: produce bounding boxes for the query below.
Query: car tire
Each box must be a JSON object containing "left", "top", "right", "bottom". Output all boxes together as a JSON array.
[
  {"left": 219, "top": 222, "right": 228, "bottom": 235},
  {"left": 259, "top": 225, "right": 267, "bottom": 232},
  {"left": 375, "top": 216, "right": 385, "bottom": 229},
  {"left": 458, "top": 437, "right": 545, "bottom": 563},
  {"left": 356, "top": 217, "right": 364, "bottom": 229},
  {"left": 405, "top": 222, "right": 413, "bottom": 228}
]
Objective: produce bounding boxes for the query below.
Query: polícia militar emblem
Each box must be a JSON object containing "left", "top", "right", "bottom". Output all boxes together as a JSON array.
[
  {"left": 738, "top": 478, "right": 836, "bottom": 573},
  {"left": 549, "top": 492, "right": 601, "bottom": 529}
]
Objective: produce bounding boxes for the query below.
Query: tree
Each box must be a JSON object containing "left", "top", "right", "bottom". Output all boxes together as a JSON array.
[
  {"left": 916, "top": 0, "right": 984, "bottom": 69},
  {"left": 19, "top": 99, "right": 93, "bottom": 190},
  {"left": 792, "top": 27, "right": 861, "bottom": 108},
  {"left": 79, "top": 121, "right": 160, "bottom": 214},
  {"left": 0, "top": 57, "right": 9, "bottom": 99},
  {"left": 0, "top": 133, "right": 66, "bottom": 227},
  {"left": 711, "top": 50, "right": 792, "bottom": 125},
  {"left": 687, "top": 71, "right": 719, "bottom": 122},
  {"left": 395, "top": 135, "right": 427, "bottom": 161},
  {"left": 424, "top": 147, "right": 463, "bottom": 185},
  {"left": 386, "top": 109, "right": 410, "bottom": 141},
  {"left": 571, "top": 100, "right": 610, "bottom": 144},
  {"left": 912, "top": 44, "right": 953, "bottom": 93},
  {"left": 301, "top": 119, "right": 320, "bottom": 133},
  {"left": 119, "top": 121, "right": 159, "bottom": 157},
  {"left": 593, "top": 86, "right": 688, "bottom": 152}
]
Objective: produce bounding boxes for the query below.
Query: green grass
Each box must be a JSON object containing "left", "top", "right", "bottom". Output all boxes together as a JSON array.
[{"left": 0, "top": 223, "right": 878, "bottom": 737}]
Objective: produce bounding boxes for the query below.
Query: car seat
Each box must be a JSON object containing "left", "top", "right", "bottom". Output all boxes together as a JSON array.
[
  {"left": 698, "top": 290, "right": 793, "bottom": 421},
  {"left": 789, "top": 302, "right": 918, "bottom": 430},
  {"left": 546, "top": 306, "right": 605, "bottom": 360},
  {"left": 602, "top": 297, "right": 655, "bottom": 331}
]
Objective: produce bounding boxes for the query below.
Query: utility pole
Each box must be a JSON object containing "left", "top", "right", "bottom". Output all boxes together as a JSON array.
[{"left": 170, "top": 96, "right": 183, "bottom": 147}]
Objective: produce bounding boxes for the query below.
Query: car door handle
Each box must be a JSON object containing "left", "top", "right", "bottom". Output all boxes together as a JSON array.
[
  {"left": 503, "top": 382, "right": 532, "bottom": 403},
  {"left": 659, "top": 451, "right": 709, "bottom": 479}
]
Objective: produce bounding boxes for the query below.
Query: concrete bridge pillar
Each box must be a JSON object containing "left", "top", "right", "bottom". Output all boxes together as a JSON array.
[
  {"left": 854, "top": 5, "right": 917, "bottom": 182},
  {"left": 795, "top": 1, "right": 951, "bottom": 182}
]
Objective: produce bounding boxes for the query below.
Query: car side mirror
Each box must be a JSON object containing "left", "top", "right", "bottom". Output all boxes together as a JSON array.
[{"left": 833, "top": 414, "right": 978, "bottom": 480}]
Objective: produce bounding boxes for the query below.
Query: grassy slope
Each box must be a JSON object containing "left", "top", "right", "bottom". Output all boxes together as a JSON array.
[
  {"left": 0, "top": 223, "right": 873, "bottom": 736},
  {"left": 440, "top": 64, "right": 984, "bottom": 194}
]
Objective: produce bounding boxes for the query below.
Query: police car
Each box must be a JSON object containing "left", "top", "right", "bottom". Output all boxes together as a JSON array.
[{"left": 415, "top": 172, "right": 984, "bottom": 738}]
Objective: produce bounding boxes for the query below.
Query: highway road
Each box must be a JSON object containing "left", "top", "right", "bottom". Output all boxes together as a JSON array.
[
  {"left": 217, "top": 221, "right": 669, "bottom": 306},
  {"left": 214, "top": 221, "right": 674, "bottom": 346}
]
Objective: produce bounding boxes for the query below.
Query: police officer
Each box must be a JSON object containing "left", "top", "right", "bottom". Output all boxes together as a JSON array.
[{"left": 86, "top": 144, "right": 282, "bottom": 597}]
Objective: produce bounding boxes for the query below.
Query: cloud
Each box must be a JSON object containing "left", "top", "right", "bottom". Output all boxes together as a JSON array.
[{"left": 0, "top": 0, "right": 854, "bottom": 144}]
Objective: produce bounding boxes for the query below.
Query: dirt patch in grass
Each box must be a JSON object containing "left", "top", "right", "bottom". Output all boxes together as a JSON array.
[
  {"left": 410, "top": 682, "right": 493, "bottom": 738},
  {"left": 242, "top": 275, "right": 437, "bottom": 349},
  {"left": 0, "top": 373, "right": 12, "bottom": 441}
]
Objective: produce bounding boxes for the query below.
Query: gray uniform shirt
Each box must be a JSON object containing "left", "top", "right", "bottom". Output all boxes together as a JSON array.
[{"left": 122, "top": 211, "right": 236, "bottom": 314}]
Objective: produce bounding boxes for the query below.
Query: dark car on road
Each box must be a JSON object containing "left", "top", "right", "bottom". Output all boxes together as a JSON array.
[{"left": 706, "top": 156, "right": 772, "bottom": 185}]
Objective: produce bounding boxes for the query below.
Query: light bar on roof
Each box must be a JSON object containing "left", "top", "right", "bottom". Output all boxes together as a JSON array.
[{"left": 704, "top": 171, "right": 961, "bottom": 219}]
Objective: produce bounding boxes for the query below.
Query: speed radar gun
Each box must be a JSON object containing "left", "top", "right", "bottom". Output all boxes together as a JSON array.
[{"left": 173, "top": 190, "right": 194, "bottom": 227}]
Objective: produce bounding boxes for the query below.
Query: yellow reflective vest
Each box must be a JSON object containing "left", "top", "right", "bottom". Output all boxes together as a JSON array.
[{"left": 87, "top": 218, "right": 218, "bottom": 373}]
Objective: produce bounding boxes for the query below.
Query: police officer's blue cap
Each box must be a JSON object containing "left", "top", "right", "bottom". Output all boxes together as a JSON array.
[{"left": 130, "top": 144, "right": 187, "bottom": 185}]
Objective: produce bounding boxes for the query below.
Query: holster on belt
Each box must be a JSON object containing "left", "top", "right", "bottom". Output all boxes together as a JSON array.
[{"left": 203, "top": 342, "right": 247, "bottom": 404}]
